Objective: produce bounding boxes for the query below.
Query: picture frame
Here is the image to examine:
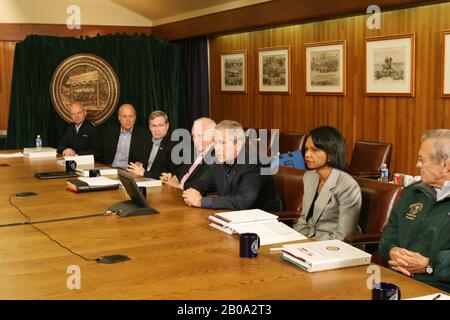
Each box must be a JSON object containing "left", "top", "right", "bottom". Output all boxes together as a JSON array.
[
  {"left": 221, "top": 50, "right": 247, "bottom": 93},
  {"left": 365, "top": 34, "right": 415, "bottom": 97},
  {"left": 442, "top": 30, "right": 450, "bottom": 97},
  {"left": 258, "top": 46, "right": 291, "bottom": 94},
  {"left": 305, "top": 40, "right": 346, "bottom": 95}
]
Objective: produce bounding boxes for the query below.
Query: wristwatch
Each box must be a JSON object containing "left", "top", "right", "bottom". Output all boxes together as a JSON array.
[{"left": 425, "top": 264, "right": 434, "bottom": 275}]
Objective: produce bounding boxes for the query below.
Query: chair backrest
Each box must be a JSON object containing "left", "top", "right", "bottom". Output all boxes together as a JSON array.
[
  {"left": 353, "top": 176, "right": 403, "bottom": 234},
  {"left": 273, "top": 166, "right": 305, "bottom": 212},
  {"left": 273, "top": 167, "right": 403, "bottom": 235},
  {"left": 349, "top": 140, "right": 392, "bottom": 177},
  {"left": 273, "top": 131, "right": 307, "bottom": 155}
]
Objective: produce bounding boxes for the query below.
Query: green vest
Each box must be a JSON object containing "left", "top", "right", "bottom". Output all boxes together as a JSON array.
[{"left": 379, "top": 182, "right": 450, "bottom": 293}]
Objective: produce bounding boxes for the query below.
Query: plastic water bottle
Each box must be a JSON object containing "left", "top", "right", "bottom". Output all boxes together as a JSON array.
[
  {"left": 35, "top": 135, "right": 42, "bottom": 150},
  {"left": 380, "top": 163, "right": 388, "bottom": 182}
]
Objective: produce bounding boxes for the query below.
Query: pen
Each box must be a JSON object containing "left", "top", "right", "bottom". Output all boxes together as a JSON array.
[{"left": 432, "top": 294, "right": 441, "bottom": 300}]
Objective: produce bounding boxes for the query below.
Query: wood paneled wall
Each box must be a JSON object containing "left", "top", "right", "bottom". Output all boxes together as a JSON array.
[
  {"left": 152, "top": 0, "right": 436, "bottom": 41},
  {"left": 0, "top": 41, "right": 15, "bottom": 131},
  {"left": 209, "top": 2, "right": 450, "bottom": 176}
]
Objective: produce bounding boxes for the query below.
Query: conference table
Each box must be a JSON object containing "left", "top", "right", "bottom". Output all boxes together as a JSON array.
[{"left": 0, "top": 153, "right": 441, "bottom": 300}]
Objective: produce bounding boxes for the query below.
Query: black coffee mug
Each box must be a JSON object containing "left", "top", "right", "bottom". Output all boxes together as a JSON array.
[
  {"left": 240, "top": 233, "right": 260, "bottom": 258},
  {"left": 65, "top": 160, "right": 77, "bottom": 173},
  {"left": 372, "top": 282, "right": 401, "bottom": 300},
  {"left": 139, "top": 187, "right": 147, "bottom": 199},
  {"left": 89, "top": 169, "right": 100, "bottom": 177}
]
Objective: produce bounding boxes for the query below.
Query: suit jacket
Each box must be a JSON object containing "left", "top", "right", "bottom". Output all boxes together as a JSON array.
[
  {"left": 57, "top": 120, "right": 100, "bottom": 159},
  {"left": 190, "top": 145, "right": 282, "bottom": 212},
  {"left": 99, "top": 125, "right": 148, "bottom": 166},
  {"left": 142, "top": 133, "right": 179, "bottom": 179},
  {"left": 170, "top": 144, "right": 214, "bottom": 190},
  {"left": 294, "top": 168, "right": 362, "bottom": 240}
]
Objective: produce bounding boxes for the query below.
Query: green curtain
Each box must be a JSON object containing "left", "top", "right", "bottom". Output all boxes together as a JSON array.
[{"left": 6, "top": 34, "right": 187, "bottom": 149}]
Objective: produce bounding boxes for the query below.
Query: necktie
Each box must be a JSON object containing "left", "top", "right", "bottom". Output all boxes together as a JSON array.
[{"left": 179, "top": 151, "right": 205, "bottom": 189}]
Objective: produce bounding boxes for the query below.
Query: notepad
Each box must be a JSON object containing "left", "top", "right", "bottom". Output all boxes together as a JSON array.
[
  {"left": 78, "top": 176, "right": 119, "bottom": 186},
  {"left": 0, "top": 152, "right": 24, "bottom": 158}
]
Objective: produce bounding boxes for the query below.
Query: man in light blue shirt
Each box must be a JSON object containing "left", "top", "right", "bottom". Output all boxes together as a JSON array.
[{"left": 100, "top": 104, "right": 147, "bottom": 168}]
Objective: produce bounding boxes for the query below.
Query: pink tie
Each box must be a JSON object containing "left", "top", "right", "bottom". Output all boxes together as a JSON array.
[{"left": 179, "top": 151, "right": 205, "bottom": 189}]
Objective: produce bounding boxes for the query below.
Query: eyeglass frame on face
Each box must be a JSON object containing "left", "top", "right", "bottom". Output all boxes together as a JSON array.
[
  {"left": 417, "top": 155, "right": 448, "bottom": 166},
  {"left": 150, "top": 123, "right": 167, "bottom": 129}
]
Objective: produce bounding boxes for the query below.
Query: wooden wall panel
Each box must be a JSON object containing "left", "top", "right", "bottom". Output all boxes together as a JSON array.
[
  {"left": 152, "top": 0, "right": 436, "bottom": 41},
  {"left": 0, "top": 41, "right": 15, "bottom": 131},
  {"left": 209, "top": 2, "right": 450, "bottom": 176}
]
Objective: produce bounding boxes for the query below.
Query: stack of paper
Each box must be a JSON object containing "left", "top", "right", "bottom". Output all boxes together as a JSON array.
[
  {"left": 23, "top": 147, "right": 57, "bottom": 158},
  {"left": 0, "top": 152, "right": 24, "bottom": 158},
  {"left": 78, "top": 177, "right": 119, "bottom": 186},
  {"left": 208, "top": 209, "right": 306, "bottom": 245},
  {"left": 282, "top": 240, "right": 371, "bottom": 272},
  {"left": 76, "top": 167, "right": 118, "bottom": 177},
  {"left": 66, "top": 177, "right": 120, "bottom": 193},
  {"left": 56, "top": 155, "right": 95, "bottom": 166},
  {"left": 406, "top": 293, "right": 450, "bottom": 300},
  {"left": 134, "top": 178, "right": 162, "bottom": 188}
]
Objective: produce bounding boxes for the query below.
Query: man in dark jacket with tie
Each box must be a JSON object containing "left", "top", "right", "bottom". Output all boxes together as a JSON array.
[
  {"left": 160, "top": 117, "right": 216, "bottom": 190},
  {"left": 127, "top": 110, "right": 178, "bottom": 179},
  {"left": 57, "top": 102, "right": 100, "bottom": 158},
  {"left": 182, "top": 120, "right": 282, "bottom": 212}
]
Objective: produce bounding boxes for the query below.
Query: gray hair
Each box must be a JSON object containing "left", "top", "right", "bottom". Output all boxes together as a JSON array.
[
  {"left": 215, "top": 120, "right": 245, "bottom": 143},
  {"left": 421, "top": 129, "right": 450, "bottom": 162}
]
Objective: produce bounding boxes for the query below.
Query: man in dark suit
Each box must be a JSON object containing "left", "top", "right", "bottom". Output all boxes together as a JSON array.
[
  {"left": 100, "top": 103, "right": 147, "bottom": 168},
  {"left": 127, "top": 110, "right": 178, "bottom": 179},
  {"left": 57, "top": 102, "right": 100, "bottom": 158},
  {"left": 182, "top": 120, "right": 282, "bottom": 212},
  {"left": 160, "top": 117, "right": 216, "bottom": 190}
]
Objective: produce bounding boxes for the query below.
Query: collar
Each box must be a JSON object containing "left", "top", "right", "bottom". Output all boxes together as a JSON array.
[
  {"left": 435, "top": 180, "right": 450, "bottom": 201},
  {"left": 120, "top": 127, "right": 133, "bottom": 134},
  {"left": 152, "top": 137, "right": 163, "bottom": 144}
]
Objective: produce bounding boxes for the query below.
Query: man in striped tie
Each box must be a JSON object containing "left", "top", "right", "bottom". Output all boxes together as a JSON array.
[{"left": 160, "top": 117, "right": 216, "bottom": 189}]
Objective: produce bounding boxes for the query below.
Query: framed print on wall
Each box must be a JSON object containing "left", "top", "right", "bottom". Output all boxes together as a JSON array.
[
  {"left": 365, "top": 34, "right": 415, "bottom": 97},
  {"left": 306, "top": 40, "right": 346, "bottom": 95},
  {"left": 442, "top": 30, "right": 450, "bottom": 97},
  {"left": 221, "top": 50, "right": 247, "bottom": 93},
  {"left": 258, "top": 46, "right": 291, "bottom": 94}
]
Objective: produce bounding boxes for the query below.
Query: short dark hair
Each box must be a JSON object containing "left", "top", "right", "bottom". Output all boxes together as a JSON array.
[{"left": 309, "top": 126, "right": 347, "bottom": 171}]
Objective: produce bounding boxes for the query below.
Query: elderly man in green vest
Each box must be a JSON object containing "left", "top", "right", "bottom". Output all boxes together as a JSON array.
[{"left": 380, "top": 129, "right": 450, "bottom": 293}]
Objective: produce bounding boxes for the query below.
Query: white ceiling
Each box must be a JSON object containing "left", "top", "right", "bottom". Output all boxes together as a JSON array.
[{"left": 110, "top": 0, "right": 272, "bottom": 26}]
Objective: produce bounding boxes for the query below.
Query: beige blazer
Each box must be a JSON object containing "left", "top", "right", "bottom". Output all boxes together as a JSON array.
[{"left": 294, "top": 168, "right": 362, "bottom": 240}]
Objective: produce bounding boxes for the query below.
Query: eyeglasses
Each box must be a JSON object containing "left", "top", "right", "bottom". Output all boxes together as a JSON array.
[
  {"left": 150, "top": 124, "right": 166, "bottom": 129},
  {"left": 417, "top": 156, "right": 430, "bottom": 164}
]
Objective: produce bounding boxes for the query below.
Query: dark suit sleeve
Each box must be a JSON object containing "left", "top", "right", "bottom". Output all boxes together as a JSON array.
[
  {"left": 201, "top": 165, "right": 262, "bottom": 210},
  {"left": 77, "top": 124, "right": 101, "bottom": 158},
  {"left": 189, "top": 167, "right": 216, "bottom": 194},
  {"left": 57, "top": 126, "right": 72, "bottom": 154}
]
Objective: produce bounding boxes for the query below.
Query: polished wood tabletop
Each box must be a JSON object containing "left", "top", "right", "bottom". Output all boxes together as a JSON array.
[{"left": 0, "top": 153, "right": 440, "bottom": 300}]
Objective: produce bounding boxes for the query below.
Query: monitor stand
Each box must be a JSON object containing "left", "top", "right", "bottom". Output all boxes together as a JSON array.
[{"left": 108, "top": 200, "right": 158, "bottom": 217}]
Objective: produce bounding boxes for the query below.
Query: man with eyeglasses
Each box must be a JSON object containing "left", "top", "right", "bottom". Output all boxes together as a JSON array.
[
  {"left": 127, "top": 110, "right": 177, "bottom": 179},
  {"left": 379, "top": 129, "right": 450, "bottom": 293}
]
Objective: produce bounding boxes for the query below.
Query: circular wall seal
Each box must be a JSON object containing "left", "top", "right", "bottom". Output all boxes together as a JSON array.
[{"left": 50, "top": 53, "right": 120, "bottom": 124}]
